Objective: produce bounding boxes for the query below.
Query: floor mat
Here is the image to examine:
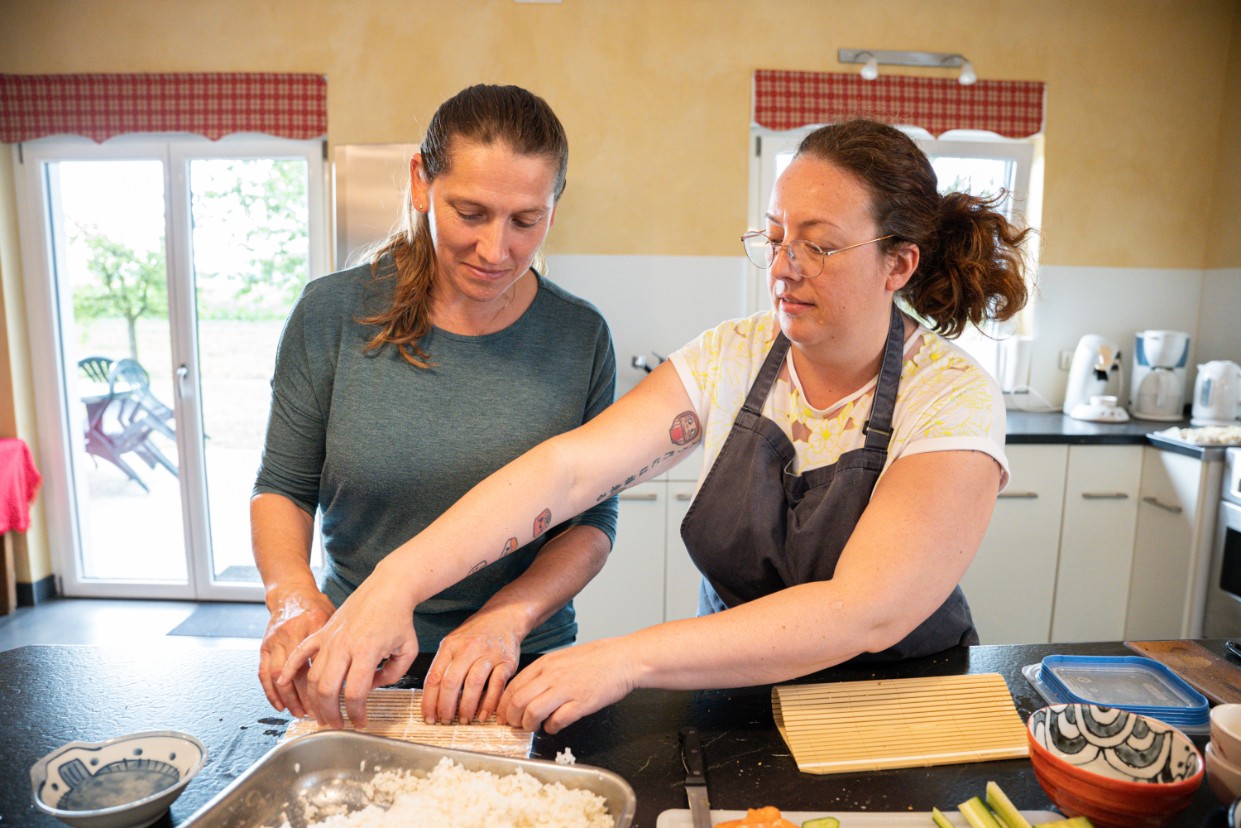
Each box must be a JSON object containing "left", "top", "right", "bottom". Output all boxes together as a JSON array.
[{"left": 168, "top": 602, "right": 269, "bottom": 638}]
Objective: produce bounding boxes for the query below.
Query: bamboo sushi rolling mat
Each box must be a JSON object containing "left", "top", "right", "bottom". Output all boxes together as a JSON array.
[
  {"left": 772, "top": 673, "right": 1029, "bottom": 774},
  {"left": 282, "top": 688, "right": 533, "bottom": 757}
]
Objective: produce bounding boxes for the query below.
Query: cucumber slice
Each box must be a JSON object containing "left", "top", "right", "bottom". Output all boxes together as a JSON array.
[
  {"left": 958, "top": 796, "right": 1003, "bottom": 828},
  {"left": 932, "top": 806, "right": 955, "bottom": 828},
  {"left": 984, "top": 781, "right": 1031, "bottom": 828},
  {"left": 800, "top": 819, "right": 840, "bottom": 828}
]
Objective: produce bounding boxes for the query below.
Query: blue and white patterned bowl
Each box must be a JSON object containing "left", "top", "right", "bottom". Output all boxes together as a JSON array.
[
  {"left": 1026, "top": 704, "right": 1202, "bottom": 828},
  {"left": 30, "top": 730, "right": 207, "bottom": 828}
]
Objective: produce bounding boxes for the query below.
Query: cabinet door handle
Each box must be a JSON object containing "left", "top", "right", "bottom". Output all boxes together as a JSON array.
[
  {"left": 1141, "top": 495, "right": 1183, "bottom": 514},
  {"left": 675, "top": 493, "right": 693, "bottom": 502},
  {"left": 1081, "top": 492, "right": 1130, "bottom": 500},
  {"left": 618, "top": 492, "right": 658, "bottom": 502},
  {"left": 998, "top": 491, "right": 1039, "bottom": 499}
]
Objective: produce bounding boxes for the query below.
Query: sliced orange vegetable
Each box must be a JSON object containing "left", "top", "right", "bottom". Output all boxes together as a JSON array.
[{"left": 714, "top": 806, "right": 800, "bottom": 828}]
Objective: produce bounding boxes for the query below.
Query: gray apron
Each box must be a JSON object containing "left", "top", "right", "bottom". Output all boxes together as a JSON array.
[{"left": 680, "top": 304, "right": 977, "bottom": 661}]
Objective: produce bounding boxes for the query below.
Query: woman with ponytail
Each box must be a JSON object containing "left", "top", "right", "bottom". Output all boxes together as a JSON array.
[
  {"left": 282, "top": 119, "right": 1033, "bottom": 735},
  {"left": 251, "top": 84, "right": 618, "bottom": 726}
]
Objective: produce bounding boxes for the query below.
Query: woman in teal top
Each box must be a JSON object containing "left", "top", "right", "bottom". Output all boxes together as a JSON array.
[{"left": 251, "top": 84, "right": 618, "bottom": 726}]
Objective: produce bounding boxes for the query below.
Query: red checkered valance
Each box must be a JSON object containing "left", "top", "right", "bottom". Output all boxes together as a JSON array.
[
  {"left": 0, "top": 73, "right": 327, "bottom": 143},
  {"left": 754, "top": 70, "right": 1044, "bottom": 138}
]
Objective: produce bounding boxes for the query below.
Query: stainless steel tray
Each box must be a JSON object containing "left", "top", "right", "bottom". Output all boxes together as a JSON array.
[{"left": 181, "top": 730, "right": 636, "bottom": 827}]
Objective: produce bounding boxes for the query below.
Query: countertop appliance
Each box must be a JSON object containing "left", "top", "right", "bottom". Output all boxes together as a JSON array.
[
  {"left": 1204, "top": 447, "right": 1241, "bottom": 637},
  {"left": 1063, "top": 334, "right": 1128, "bottom": 422},
  {"left": 1132, "top": 330, "right": 1190, "bottom": 421},
  {"left": 1193, "top": 360, "right": 1241, "bottom": 426}
]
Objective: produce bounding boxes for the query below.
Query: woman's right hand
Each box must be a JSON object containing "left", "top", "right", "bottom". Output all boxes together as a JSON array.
[{"left": 258, "top": 587, "right": 336, "bottom": 717}]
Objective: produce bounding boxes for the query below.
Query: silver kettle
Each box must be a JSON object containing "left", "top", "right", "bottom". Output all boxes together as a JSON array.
[{"left": 1191, "top": 360, "right": 1241, "bottom": 425}]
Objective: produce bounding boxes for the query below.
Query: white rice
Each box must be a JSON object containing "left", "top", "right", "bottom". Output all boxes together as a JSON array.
[{"left": 290, "top": 756, "right": 612, "bottom": 828}]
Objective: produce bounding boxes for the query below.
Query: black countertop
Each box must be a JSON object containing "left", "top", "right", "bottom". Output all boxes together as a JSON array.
[
  {"left": 0, "top": 642, "right": 1231, "bottom": 826},
  {"left": 1005, "top": 409, "right": 1190, "bottom": 445},
  {"left": 1004, "top": 410, "right": 1235, "bottom": 460}
]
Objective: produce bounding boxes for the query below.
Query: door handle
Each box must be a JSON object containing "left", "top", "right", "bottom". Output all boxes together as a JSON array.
[
  {"left": 1081, "top": 492, "right": 1129, "bottom": 500},
  {"left": 175, "top": 364, "right": 190, "bottom": 401},
  {"left": 1141, "top": 495, "right": 1183, "bottom": 514},
  {"left": 618, "top": 492, "right": 658, "bottom": 502},
  {"left": 998, "top": 491, "right": 1039, "bottom": 499}
]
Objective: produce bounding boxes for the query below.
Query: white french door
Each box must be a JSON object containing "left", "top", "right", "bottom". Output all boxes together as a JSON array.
[{"left": 15, "top": 134, "right": 328, "bottom": 599}]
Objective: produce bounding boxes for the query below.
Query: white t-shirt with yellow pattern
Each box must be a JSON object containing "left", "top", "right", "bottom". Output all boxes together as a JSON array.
[{"left": 668, "top": 310, "right": 1009, "bottom": 493}]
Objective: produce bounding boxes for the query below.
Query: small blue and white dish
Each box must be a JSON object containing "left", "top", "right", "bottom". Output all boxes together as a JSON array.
[{"left": 30, "top": 730, "right": 206, "bottom": 828}]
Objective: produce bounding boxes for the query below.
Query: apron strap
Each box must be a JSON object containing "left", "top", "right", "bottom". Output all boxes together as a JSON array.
[
  {"left": 861, "top": 303, "right": 906, "bottom": 452},
  {"left": 740, "top": 332, "right": 791, "bottom": 416}
]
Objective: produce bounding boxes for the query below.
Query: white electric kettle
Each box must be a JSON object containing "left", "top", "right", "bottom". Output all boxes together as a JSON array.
[{"left": 1191, "top": 360, "right": 1241, "bottom": 425}]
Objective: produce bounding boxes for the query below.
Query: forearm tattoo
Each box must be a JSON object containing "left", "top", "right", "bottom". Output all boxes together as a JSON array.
[
  {"left": 532, "top": 508, "right": 552, "bottom": 538},
  {"left": 593, "top": 410, "right": 702, "bottom": 502}
]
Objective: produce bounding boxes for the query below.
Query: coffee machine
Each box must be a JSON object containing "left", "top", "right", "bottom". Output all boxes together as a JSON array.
[
  {"left": 1131, "top": 330, "right": 1190, "bottom": 421},
  {"left": 1063, "top": 334, "right": 1128, "bottom": 422}
]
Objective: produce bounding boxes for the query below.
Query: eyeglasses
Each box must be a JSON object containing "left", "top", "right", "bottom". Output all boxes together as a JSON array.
[{"left": 740, "top": 231, "right": 895, "bottom": 279}]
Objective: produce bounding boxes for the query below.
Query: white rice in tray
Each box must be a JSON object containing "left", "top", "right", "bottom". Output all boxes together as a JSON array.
[{"left": 287, "top": 756, "right": 613, "bottom": 828}]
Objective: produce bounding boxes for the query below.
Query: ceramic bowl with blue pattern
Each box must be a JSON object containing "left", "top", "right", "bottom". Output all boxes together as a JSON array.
[
  {"left": 30, "top": 730, "right": 206, "bottom": 828},
  {"left": 1026, "top": 703, "right": 1202, "bottom": 828}
]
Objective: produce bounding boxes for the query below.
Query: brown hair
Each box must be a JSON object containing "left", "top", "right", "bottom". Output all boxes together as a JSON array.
[
  {"left": 359, "top": 84, "right": 569, "bottom": 367},
  {"left": 795, "top": 119, "right": 1032, "bottom": 339}
]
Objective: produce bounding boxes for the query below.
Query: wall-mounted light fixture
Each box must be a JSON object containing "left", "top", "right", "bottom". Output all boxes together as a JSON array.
[{"left": 838, "top": 49, "right": 977, "bottom": 86}]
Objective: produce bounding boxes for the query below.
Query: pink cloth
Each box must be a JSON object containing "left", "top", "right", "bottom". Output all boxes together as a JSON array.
[{"left": 0, "top": 438, "right": 41, "bottom": 534}]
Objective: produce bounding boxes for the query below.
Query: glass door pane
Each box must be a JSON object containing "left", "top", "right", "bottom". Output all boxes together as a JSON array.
[
  {"left": 51, "top": 158, "right": 189, "bottom": 584},
  {"left": 186, "top": 156, "right": 323, "bottom": 588}
]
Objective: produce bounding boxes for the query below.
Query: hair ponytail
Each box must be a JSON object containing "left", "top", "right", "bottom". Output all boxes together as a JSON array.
[{"left": 906, "top": 190, "right": 1032, "bottom": 339}]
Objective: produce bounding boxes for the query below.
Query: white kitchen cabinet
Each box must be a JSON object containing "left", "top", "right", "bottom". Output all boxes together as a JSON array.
[
  {"left": 1051, "top": 445, "right": 1144, "bottom": 642},
  {"left": 961, "top": 444, "right": 1067, "bottom": 645},
  {"left": 664, "top": 481, "right": 700, "bottom": 622},
  {"left": 574, "top": 483, "right": 667, "bottom": 643},
  {"left": 1126, "top": 447, "right": 1223, "bottom": 639},
  {"left": 575, "top": 451, "right": 704, "bottom": 643}
]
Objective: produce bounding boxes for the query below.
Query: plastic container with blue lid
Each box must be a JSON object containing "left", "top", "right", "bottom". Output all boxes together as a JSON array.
[{"left": 1037, "top": 654, "right": 1209, "bottom": 726}]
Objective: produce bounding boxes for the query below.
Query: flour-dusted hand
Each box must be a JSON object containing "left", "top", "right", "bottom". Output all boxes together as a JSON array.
[
  {"left": 422, "top": 614, "right": 522, "bottom": 725},
  {"left": 497, "top": 639, "right": 639, "bottom": 734},
  {"left": 258, "top": 586, "right": 336, "bottom": 718},
  {"left": 278, "top": 565, "right": 420, "bottom": 729}
]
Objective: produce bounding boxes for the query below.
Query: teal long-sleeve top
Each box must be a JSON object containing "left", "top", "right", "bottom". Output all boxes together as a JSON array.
[{"left": 253, "top": 258, "right": 619, "bottom": 652}]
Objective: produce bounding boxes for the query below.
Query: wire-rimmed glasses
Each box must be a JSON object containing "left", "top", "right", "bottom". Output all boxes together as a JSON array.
[{"left": 740, "top": 231, "right": 895, "bottom": 278}]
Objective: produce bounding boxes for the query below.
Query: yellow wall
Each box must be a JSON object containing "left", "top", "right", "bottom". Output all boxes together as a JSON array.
[
  {"left": 0, "top": 150, "right": 48, "bottom": 583},
  {"left": 0, "top": 0, "right": 1237, "bottom": 268},
  {"left": 1208, "top": 4, "right": 1241, "bottom": 268}
]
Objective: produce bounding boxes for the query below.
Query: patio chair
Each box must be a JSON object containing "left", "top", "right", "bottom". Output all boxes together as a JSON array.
[
  {"left": 111, "top": 358, "right": 177, "bottom": 440},
  {"left": 77, "top": 355, "right": 113, "bottom": 385},
  {"left": 78, "top": 358, "right": 179, "bottom": 491}
]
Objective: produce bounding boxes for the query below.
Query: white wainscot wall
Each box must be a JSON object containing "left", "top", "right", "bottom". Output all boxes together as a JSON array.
[
  {"left": 548, "top": 256, "right": 1238, "bottom": 411},
  {"left": 546, "top": 254, "right": 752, "bottom": 397},
  {"left": 1027, "top": 265, "right": 1241, "bottom": 408}
]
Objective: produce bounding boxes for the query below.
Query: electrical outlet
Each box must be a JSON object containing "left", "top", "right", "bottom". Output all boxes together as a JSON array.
[{"left": 1059, "top": 350, "right": 1073, "bottom": 371}]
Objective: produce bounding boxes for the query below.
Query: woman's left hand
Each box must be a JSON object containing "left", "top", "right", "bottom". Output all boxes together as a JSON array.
[
  {"left": 277, "top": 566, "right": 419, "bottom": 729},
  {"left": 496, "top": 638, "right": 639, "bottom": 733},
  {"left": 422, "top": 615, "right": 522, "bottom": 725}
]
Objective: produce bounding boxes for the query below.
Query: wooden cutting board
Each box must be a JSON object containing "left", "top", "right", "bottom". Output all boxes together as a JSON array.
[
  {"left": 772, "top": 673, "right": 1028, "bottom": 775},
  {"left": 1125, "top": 640, "right": 1241, "bottom": 704},
  {"left": 281, "top": 688, "right": 533, "bottom": 757}
]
